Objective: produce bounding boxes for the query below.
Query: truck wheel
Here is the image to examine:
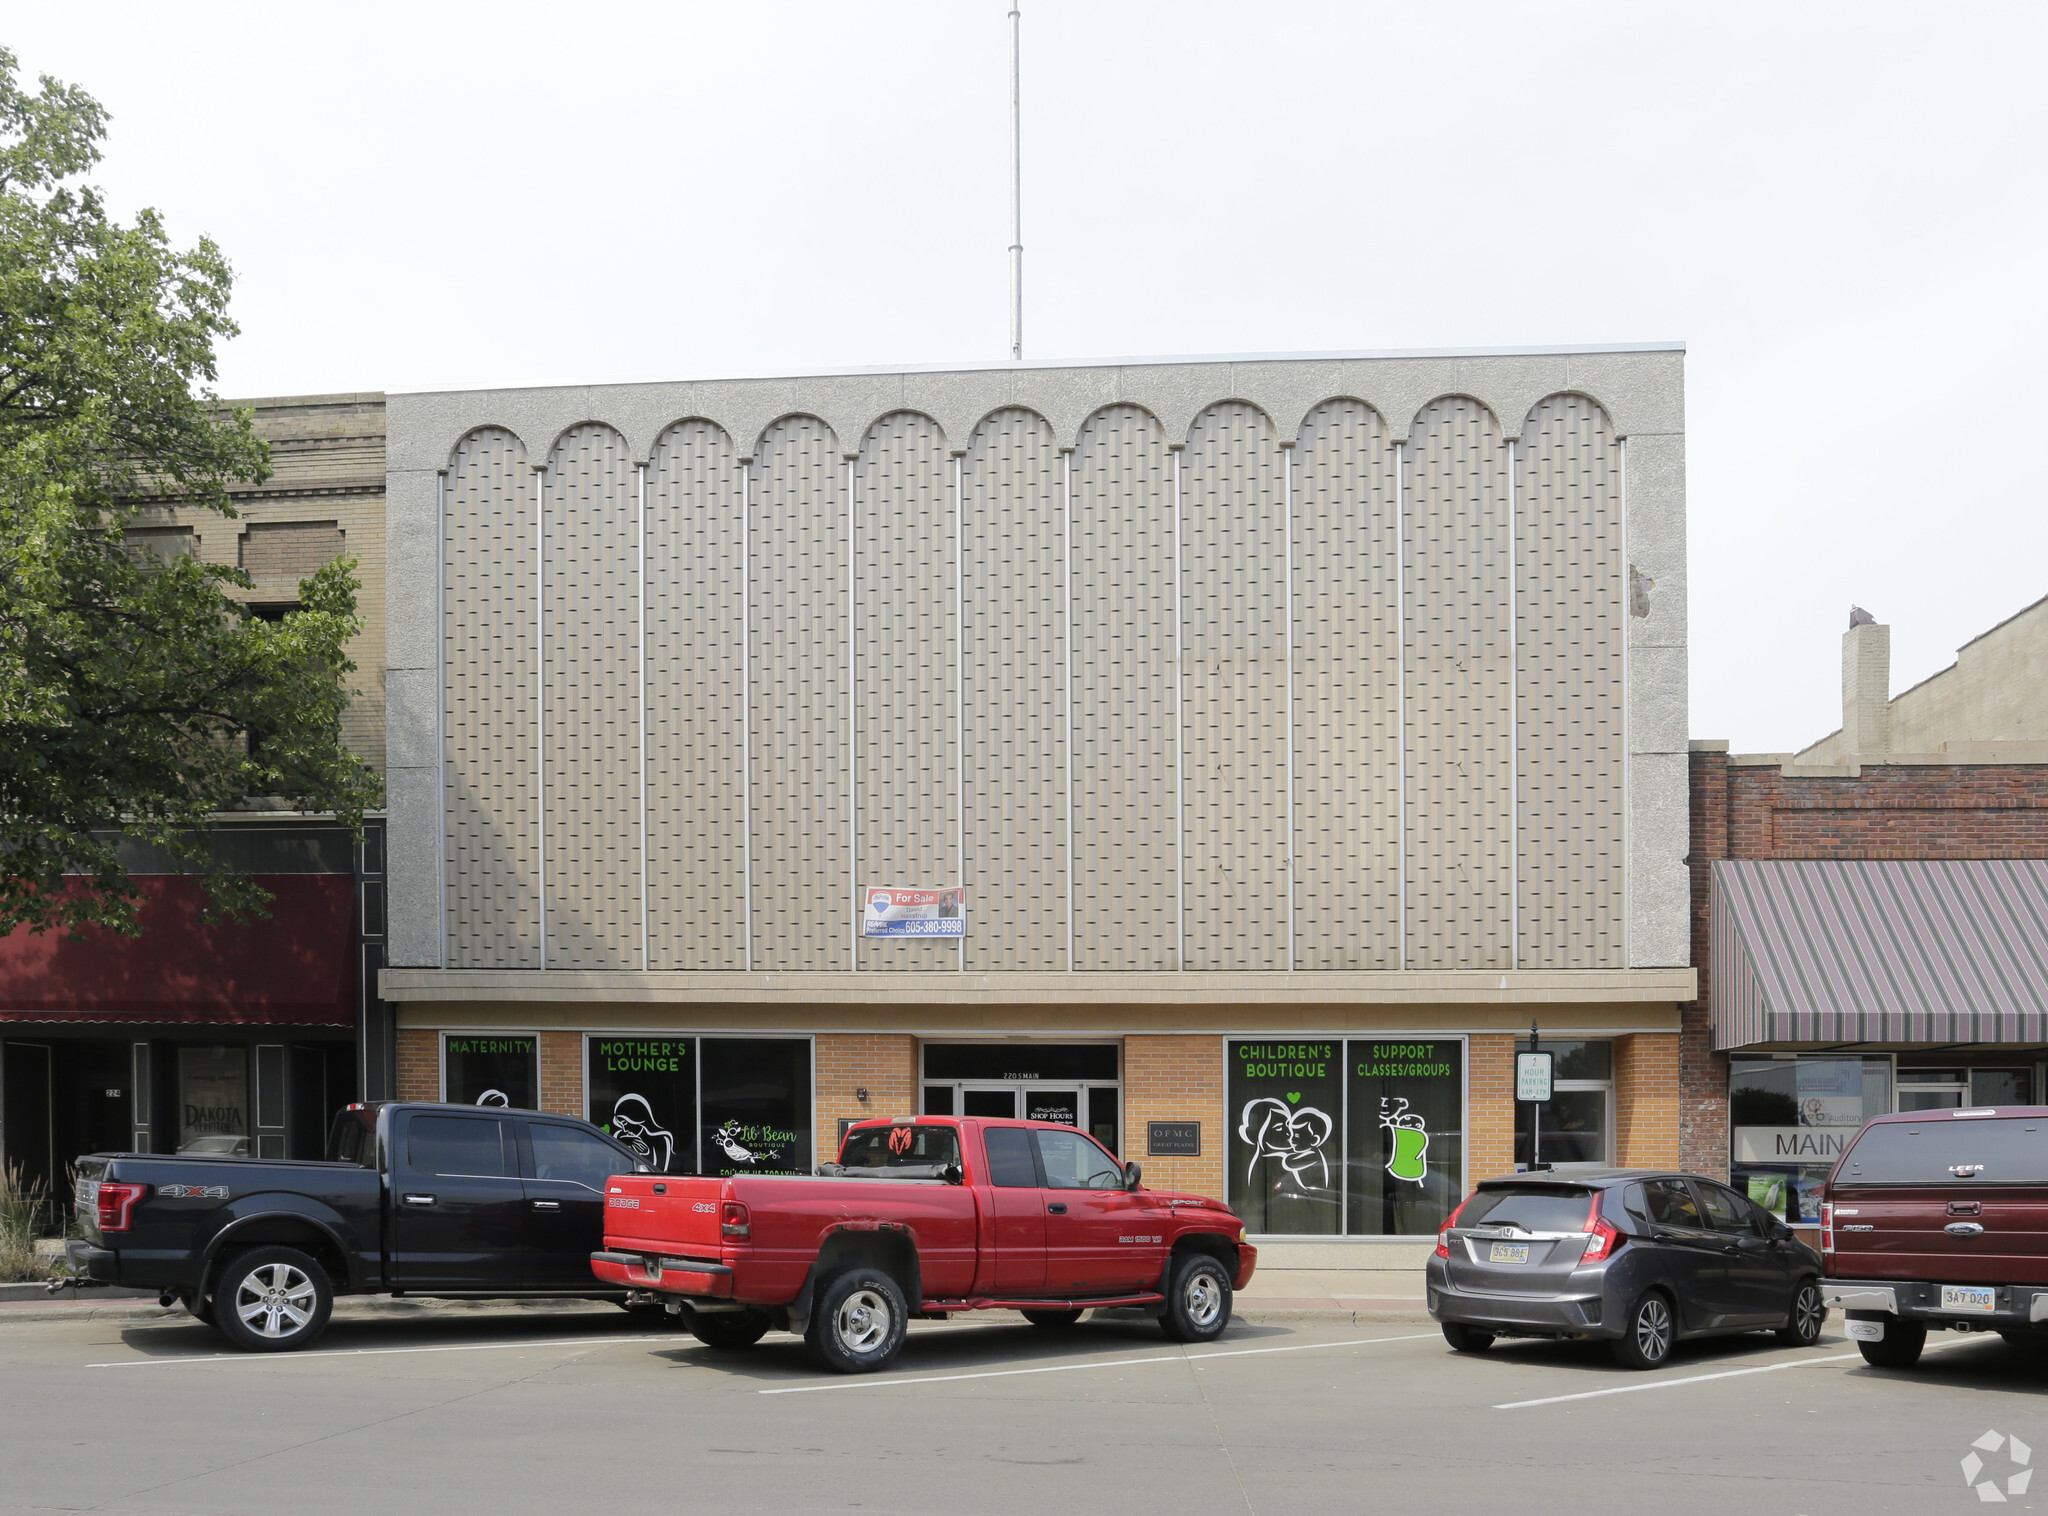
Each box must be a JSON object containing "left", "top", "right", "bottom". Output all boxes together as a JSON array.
[
  {"left": 807, "top": 1269, "right": 908, "bottom": 1374},
  {"left": 1776, "top": 1279, "right": 1826, "bottom": 1346},
  {"left": 688, "top": 1309, "right": 772, "bottom": 1351},
  {"left": 1022, "top": 1309, "right": 1084, "bottom": 1330},
  {"left": 1609, "top": 1290, "right": 1675, "bottom": 1370},
  {"left": 212, "top": 1247, "right": 334, "bottom": 1353},
  {"left": 1159, "top": 1253, "right": 1233, "bottom": 1344},
  {"left": 1857, "top": 1318, "right": 1927, "bottom": 1369},
  {"left": 1442, "top": 1322, "right": 1495, "bottom": 1353}
]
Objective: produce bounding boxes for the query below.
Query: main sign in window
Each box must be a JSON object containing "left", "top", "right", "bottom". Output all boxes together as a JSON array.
[{"left": 1226, "top": 1039, "right": 1465, "bottom": 1237}]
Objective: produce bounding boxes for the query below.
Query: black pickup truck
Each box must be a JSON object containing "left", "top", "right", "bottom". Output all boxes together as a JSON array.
[{"left": 68, "top": 1100, "right": 651, "bottom": 1351}]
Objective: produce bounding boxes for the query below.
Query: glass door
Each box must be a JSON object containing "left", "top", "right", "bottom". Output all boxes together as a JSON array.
[
  {"left": 961, "top": 1087, "right": 1019, "bottom": 1118},
  {"left": 1020, "top": 1087, "right": 1081, "bottom": 1127}
]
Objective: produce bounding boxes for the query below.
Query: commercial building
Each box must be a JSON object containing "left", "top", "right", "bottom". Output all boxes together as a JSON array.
[
  {"left": 378, "top": 344, "right": 1693, "bottom": 1261},
  {"left": 1683, "top": 598, "right": 2048, "bottom": 1230},
  {"left": 0, "top": 395, "right": 392, "bottom": 1198}
]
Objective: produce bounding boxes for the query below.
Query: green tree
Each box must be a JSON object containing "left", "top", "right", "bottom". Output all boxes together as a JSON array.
[{"left": 0, "top": 49, "right": 380, "bottom": 936}]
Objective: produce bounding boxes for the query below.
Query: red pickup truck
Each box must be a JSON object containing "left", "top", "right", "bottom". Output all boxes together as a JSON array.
[
  {"left": 1820, "top": 1105, "right": 2048, "bottom": 1367},
  {"left": 592, "top": 1115, "right": 1256, "bottom": 1373}
]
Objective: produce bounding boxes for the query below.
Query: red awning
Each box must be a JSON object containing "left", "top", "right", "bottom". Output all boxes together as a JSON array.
[{"left": 0, "top": 875, "right": 355, "bottom": 1026}]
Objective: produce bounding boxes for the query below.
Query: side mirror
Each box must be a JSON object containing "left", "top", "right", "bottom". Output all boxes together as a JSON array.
[
  {"left": 1123, "top": 1161, "right": 1142, "bottom": 1191},
  {"left": 941, "top": 1163, "right": 964, "bottom": 1186}
]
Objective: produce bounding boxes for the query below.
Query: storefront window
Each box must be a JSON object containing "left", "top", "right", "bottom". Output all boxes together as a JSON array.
[
  {"left": 1513, "top": 1040, "right": 1612, "bottom": 1168},
  {"left": 586, "top": 1037, "right": 694, "bottom": 1172},
  {"left": 1730, "top": 1054, "right": 1891, "bottom": 1223},
  {"left": 177, "top": 1046, "right": 250, "bottom": 1155},
  {"left": 443, "top": 1035, "right": 538, "bottom": 1108},
  {"left": 1226, "top": 1038, "right": 1466, "bottom": 1237},
  {"left": 698, "top": 1038, "right": 811, "bottom": 1178}
]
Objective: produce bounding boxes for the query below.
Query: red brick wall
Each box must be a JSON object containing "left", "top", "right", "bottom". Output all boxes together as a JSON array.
[
  {"left": 1682, "top": 753, "right": 2048, "bottom": 1178},
  {"left": 814, "top": 1033, "right": 917, "bottom": 1164},
  {"left": 1124, "top": 1036, "right": 1225, "bottom": 1197},
  {"left": 396, "top": 1027, "right": 437, "bottom": 1101},
  {"left": 538, "top": 1031, "right": 582, "bottom": 1117}
]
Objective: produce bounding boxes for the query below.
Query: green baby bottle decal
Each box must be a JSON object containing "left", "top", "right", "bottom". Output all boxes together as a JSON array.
[{"left": 1381, "top": 1097, "right": 1429, "bottom": 1184}]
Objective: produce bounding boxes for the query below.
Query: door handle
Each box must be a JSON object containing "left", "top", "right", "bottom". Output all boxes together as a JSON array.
[
  {"left": 1048, "top": 1202, "right": 1068, "bottom": 1215},
  {"left": 531, "top": 1200, "right": 561, "bottom": 1212},
  {"left": 402, "top": 1193, "right": 436, "bottom": 1207}
]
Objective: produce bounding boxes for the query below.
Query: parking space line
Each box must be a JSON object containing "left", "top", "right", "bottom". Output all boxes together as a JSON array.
[
  {"left": 1494, "top": 1338, "right": 1971, "bottom": 1410},
  {"left": 758, "top": 1331, "right": 1441, "bottom": 1395},
  {"left": 84, "top": 1334, "right": 671, "bottom": 1369}
]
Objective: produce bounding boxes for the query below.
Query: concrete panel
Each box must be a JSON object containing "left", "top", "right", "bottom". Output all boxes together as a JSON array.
[
  {"left": 1452, "top": 355, "right": 1572, "bottom": 443},
  {"left": 384, "top": 666, "right": 439, "bottom": 771},
  {"left": 1225, "top": 360, "right": 1348, "bottom": 441},
  {"left": 384, "top": 469, "right": 440, "bottom": 674},
  {"left": 384, "top": 765, "right": 443, "bottom": 967},
  {"left": 1628, "top": 750, "right": 1691, "bottom": 967},
  {"left": 1629, "top": 643, "right": 1690, "bottom": 756},
  {"left": 1566, "top": 349, "right": 1686, "bottom": 440},
  {"left": 1623, "top": 431, "right": 1687, "bottom": 650}
]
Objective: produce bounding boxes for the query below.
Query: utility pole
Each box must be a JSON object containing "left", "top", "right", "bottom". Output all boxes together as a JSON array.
[{"left": 1008, "top": 2, "right": 1023, "bottom": 361}]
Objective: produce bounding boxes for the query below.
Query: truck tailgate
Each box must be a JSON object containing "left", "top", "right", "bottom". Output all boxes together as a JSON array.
[
  {"left": 603, "top": 1174, "right": 725, "bottom": 1256},
  {"left": 1832, "top": 1183, "right": 2048, "bottom": 1284}
]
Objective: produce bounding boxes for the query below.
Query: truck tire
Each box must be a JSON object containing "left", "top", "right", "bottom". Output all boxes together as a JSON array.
[
  {"left": 1609, "top": 1290, "right": 1676, "bottom": 1370},
  {"left": 212, "top": 1247, "right": 334, "bottom": 1353},
  {"left": 1856, "top": 1318, "right": 1927, "bottom": 1369},
  {"left": 687, "top": 1309, "right": 772, "bottom": 1351},
  {"left": 806, "top": 1268, "right": 908, "bottom": 1374},
  {"left": 1022, "top": 1309, "right": 1084, "bottom": 1330},
  {"left": 1442, "top": 1322, "right": 1495, "bottom": 1353},
  {"left": 1776, "top": 1279, "right": 1826, "bottom": 1346},
  {"left": 1159, "top": 1253, "right": 1233, "bottom": 1344}
]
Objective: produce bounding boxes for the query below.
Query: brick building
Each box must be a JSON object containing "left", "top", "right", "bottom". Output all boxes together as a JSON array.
[
  {"left": 375, "top": 344, "right": 1695, "bottom": 1273},
  {"left": 1683, "top": 601, "right": 2048, "bottom": 1230}
]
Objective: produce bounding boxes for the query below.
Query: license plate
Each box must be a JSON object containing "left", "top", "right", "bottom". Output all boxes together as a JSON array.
[
  {"left": 1488, "top": 1243, "right": 1531, "bottom": 1264},
  {"left": 1942, "top": 1286, "right": 1996, "bottom": 1313}
]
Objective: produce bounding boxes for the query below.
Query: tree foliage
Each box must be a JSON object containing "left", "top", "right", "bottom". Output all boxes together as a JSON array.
[{"left": 0, "top": 49, "right": 380, "bottom": 935}]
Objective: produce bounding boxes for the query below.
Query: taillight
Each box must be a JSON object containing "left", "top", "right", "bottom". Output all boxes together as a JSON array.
[
  {"left": 1581, "top": 1194, "right": 1622, "bottom": 1263},
  {"left": 96, "top": 1182, "right": 147, "bottom": 1233},
  {"left": 1819, "top": 1201, "right": 1834, "bottom": 1253},
  {"left": 1435, "top": 1196, "right": 1471, "bottom": 1259},
  {"left": 720, "top": 1201, "right": 751, "bottom": 1241}
]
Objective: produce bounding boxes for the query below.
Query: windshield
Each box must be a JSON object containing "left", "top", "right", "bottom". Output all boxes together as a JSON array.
[
  {"left": 1839, "top": 1117, "right": 2048, "bottom": 1184},
  {"left": 1459, "top": 1185, "right": 1595, "bottom": 1233},
  {"left": 835, "top": 1124, "right": 961, "bottom": 1174}
]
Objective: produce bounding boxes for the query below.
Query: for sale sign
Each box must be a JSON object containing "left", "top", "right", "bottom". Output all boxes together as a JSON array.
[{"left": 862, "top": 886, "right": 965, "bottom": 937}]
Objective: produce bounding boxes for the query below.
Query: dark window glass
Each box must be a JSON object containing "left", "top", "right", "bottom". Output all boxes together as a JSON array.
[
  {"left": 1642, "top": 1178, "right": 1703, "bottom": 1227},
  {"left": 1457, "top": 1186, "right": 1594, "bottom": 1233},
  {"left": 1036, "top": 1129, "right": 1125, "bottom": 1191},
  {"left": 839, "top": 1125, "right": 962, "bottom": 1171},
  {"left": 963, "top": 1089, "right": 1017, "bottom": 1118},
  {"left": 923, "top": 1085, "right": 956, "bottom": 1116},
  {"left": 1972, "top": 1069, "right": 2032, "bottom": 1106},
  {"left": 444, "top": 1036, "right": 537, "bottom": 1109},
  {"left": 530, "top": 1124, "right": 628, "bottom": 1191},
  {"left": 1347, "top": 1039, "right": 1464, "bottom": 1237},
  {"left": 1088, "top": 1087, "right": 1119, "bottom": 1156},
  {"left": 699, "top": 1038, "right": 811, "bottom": 1178},
  {"left": 1841, "top": 1118, "right": 2048, "bottom": 1184},
  {"left": 407, "top": 1116, "right": 508, "bottom": 1177},
  {"left": 586, "top": 1037, "right": 694, "bottom": 1173},
  {"left": 1024, "top": 1089, "right": 1079, "bottom": 1126},
  {"left": 922, "top": 1043, "right": 1119, "bottom": 1082},
  {"left": 1514, "top": 1089, "right": 1607, "bottom": 1166},
  {"left": 983, "top": 1127, "right": 1039, "bottom": 1188},
  {"left": 1514, "top": 1039, "right": 1612, "bottom": 1081},
  {"left": 326, "top": 1110, "right": 376, "bottom": 1167},
  {"left": 1696, "top": 1183, "right": 1759, "bottom": 1236},
  {"left": 1226, "top": 1040, "right": 1343, "bottom": 1236}
]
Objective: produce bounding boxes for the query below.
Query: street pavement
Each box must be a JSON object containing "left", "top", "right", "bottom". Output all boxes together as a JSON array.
[{"left": 2, "top": 1300, "right": 2043, "bottom": 1514}]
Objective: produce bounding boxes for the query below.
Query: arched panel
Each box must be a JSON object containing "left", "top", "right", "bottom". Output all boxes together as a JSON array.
[
  {"left": 1071, "top": 404, "right": 1177, "bottom": 970},
  {"left": 1518, "top": 394, "right": 1625, "bottom": 967},
  {"left": 647, "top": 419, "right": 744, "bottom": 969},
  {"left": 750, "top": 415, "right": 849, "bottom": 970},
  {"left": 1293, "top": 399, "right": 1401, "bottom": 969},
  {"left": 854, "top": 411, "right": 956, "bottom": 971},
  {"left": 542, "top": 423, "right": 641, "bottom": 969},
  {"left": 962, "top": 407, "right": 1066, "bottom": 971},
  {"left": 444, "top": 426, "right": 540, "bottom": 969},
  {"left": 1181, "top": 401, "right": 1288, "bottom": 970},
  {"left": 1405, "top": 396, "right": 1513, "bottom": 970}
]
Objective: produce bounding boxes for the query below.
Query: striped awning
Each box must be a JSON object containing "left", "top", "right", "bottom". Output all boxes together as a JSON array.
[{"left": 1711, "top": 860, "right": 2048, "bottom": 1050}]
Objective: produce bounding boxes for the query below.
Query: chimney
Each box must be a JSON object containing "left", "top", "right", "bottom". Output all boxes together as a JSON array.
[{"left": 1841, "top": 607, "right": 1891, "bottom": 760}]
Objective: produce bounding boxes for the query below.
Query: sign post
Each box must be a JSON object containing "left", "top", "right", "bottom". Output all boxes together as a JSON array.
[{"left": 1515, "top": 1021, "right": 1554, "bottom": 1172}]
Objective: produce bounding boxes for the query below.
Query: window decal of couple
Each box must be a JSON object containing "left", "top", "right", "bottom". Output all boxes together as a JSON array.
[{"left": 1240, "top": 1095, "right": 1430, "bottom": 1193}]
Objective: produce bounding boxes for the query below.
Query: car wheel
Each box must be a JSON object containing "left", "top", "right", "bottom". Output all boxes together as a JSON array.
[
  {"left": 212, "top": 1247, "right": 334, "bottom": 1353},
  {"left": 1442, "top": 1322, "right": 1495, "bottom": 1353},
  {"left": 1022, "top": 1308, "right": 1085, "bottom": 1330},
  {"left": 1856, "top": 1318, "right": 1927, "bottom": 1369},
  {"left": 1776, "top": 1279, "right": 1826, "bottom": 1346},
  {"left": 806, "top": 1268, "right": 908, "bottom": 1374},
  {"left": 1609, "top": 1290, "right": 1676, "bottom": 1370},
  {"left": 1159, "top": 1253, "right": 1233, "bottom": 1344},
  {"left": 687, "top": 1308, "right": 772, "bottom": 1350}
]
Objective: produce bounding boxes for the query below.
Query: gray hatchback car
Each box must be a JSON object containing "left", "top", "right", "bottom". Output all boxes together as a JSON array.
[{"left": 1426, "top": 1170, "right": 1827, "bottom": 1369}]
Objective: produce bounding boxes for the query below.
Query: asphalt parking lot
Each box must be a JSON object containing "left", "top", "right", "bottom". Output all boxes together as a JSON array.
[{"left": 2, "top": 1303, "right": 2043, "bottom": 1514}]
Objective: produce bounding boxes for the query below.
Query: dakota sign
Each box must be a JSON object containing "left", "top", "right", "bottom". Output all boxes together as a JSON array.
[{"left": 863, "top": 887, "right": 965, "bottom": 938}]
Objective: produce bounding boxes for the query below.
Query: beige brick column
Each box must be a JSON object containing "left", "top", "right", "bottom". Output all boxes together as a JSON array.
[
  {"left": 1467, "top": 1032, "right": 1516, "bottom": 1185},
  {"left": 396, "top": 1028, "right": 438, "bottom": 1101},
  {"left": 1614, "top": 1032, "right": 1681, "bottom": 1170},
  {"left": 1124, "top": 1035, "right": 1225, "bottom": 1199},
  {"left": 538, "top": 1031, "right": 583, "bottom": 1117},
  {"left": 814, "top": 1033, "right": 917, "bottom": 1163}
]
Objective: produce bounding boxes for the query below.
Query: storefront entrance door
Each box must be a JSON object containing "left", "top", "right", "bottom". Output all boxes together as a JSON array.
[{"left": 962, "top": 1088, "right": 1018, "bottom": 1119}]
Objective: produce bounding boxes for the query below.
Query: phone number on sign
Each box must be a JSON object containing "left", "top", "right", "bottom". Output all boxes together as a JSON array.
[{"left": 865, "top": 920, "right": 964, "bottom": 936}]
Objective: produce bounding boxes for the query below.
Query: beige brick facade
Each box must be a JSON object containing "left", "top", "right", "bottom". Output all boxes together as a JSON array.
[
  {"left": 538, "top": 1031, "right": 583, "bottom": 1117},
  {"left": 396, "top": 1026, "right": 436, "bottom": 1101},
  {"left": 815, "top": 1034, "right": 919, "bottom": 1163},
  {"left": 1122, "top": 1035, "right": 1225, "bottom": 1197},
  {"left": 1467, "top": 1033, "right": 1516, "bottom": 1182},
  {"left": 1615, "top": 1032, "right": 1681, "bottom": 1169}
]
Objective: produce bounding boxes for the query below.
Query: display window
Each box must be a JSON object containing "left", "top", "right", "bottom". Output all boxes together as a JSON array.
[
  {"left": 582, "top": 1034, "right": 812, "bottom": 1177},
  {"left": 1226, "top": 1037, "right": 1466, "bottom": 1238},
  {"left": 586, "top": 1037, "right": 694, "bottom": 1172},
  {"left": 918, "top": 1042, "right": 1122, "bottom": 1155},
  {"left": 1729, "top": 1054, "right": 1891, "bottom": 1223},
  {"left": 176, "top": 1046, "right": 251, "bottom": 1155},
  {"left": 1512, "top": 1040, "right": 1613, "bottom": 1168},
  {"left": 442, "top": 1034, "right": 538, "bottom": 1109}
]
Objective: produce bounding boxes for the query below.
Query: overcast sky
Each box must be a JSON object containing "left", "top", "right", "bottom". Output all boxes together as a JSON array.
[{"left": 12, "top": 3, "right": 2046, "bottom": 753}]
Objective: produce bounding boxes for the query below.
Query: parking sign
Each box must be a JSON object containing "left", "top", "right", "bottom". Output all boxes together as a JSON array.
[{"left": 1515, "top": 1051, "right": 1554, "bottom": 1103}]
